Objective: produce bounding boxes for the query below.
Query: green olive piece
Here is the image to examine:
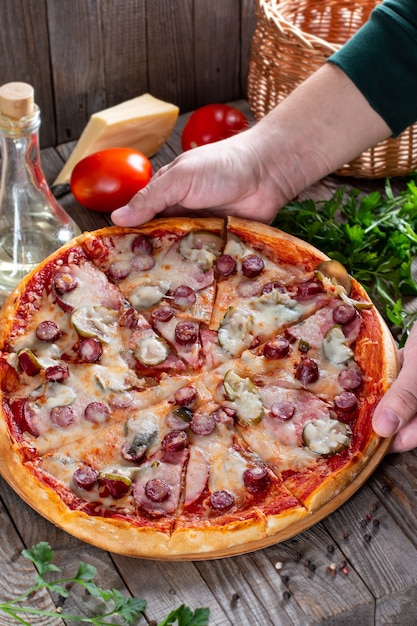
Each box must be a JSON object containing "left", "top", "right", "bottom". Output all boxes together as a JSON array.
[
  {"left": 173, "top": 407, "right": 194, "bottom": 422},
  {"left": 316, "top": 260, "right": 352, "bottom": 295}
]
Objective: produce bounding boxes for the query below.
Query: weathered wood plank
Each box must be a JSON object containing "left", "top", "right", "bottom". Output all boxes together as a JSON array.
[
  {"left": 0, "top": 477, "right": 139, "bottom": 623},
  {"left": 263, "top": 524, "right": 375, "bottom": 624},
  {"left": 146, "top": 0, "right": 195, "bottom": 114},
  {"left": 369, "top": 450, "right": 417, "bottom": 547},
  {"left": 197, "top": 552, "right": 293, "bottom": 625},
  {"left": 323, "top": 481, "right": 417, "bottom": 599},
  {"left": 241, "top": 0, "right": 257, "bottom": 96},
  {"left": 1, "top": 1, "right": 252, "bottom": 147},
  {"left": 46, "top": 0, "right": 106, "bottom": 144},
  {"left": 0, "top": 483, "right": 65, "bottom": 625},
  {"left": 0, "top": 0, "right": 56, "bottom": 147},
  {"left": 193, "top": 0, "right": 241, "bottom": 107},
  {"left": 376, "top": 586, "right": 417, "bottom": 626},
  {"left": 112, "top": 555, "right": 232, "bottom": 625},
  {"left": 99, "top": 0, "right": 148, "bottom": 107}
]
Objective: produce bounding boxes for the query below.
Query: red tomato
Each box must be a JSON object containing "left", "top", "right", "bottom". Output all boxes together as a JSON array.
[
  {"left": 181, "top": 103, "right": 249, "bottom": 151},
  {"left": 70, "top": 147, "right": 152, "bottom": 212}
]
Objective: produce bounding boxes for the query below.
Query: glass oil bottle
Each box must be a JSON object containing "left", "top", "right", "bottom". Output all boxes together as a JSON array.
[{"left": 0, "top": 82, "right": 81, "bottom": 301}]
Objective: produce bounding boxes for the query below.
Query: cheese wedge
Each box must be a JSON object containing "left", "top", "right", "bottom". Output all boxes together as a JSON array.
[{"left": 54, "top": 93, "right": 179, "bottom": 185}]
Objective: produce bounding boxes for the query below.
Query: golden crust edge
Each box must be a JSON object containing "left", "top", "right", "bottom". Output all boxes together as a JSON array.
[{"left": 0, "top": 216, "right": 400, "bottom": 558}]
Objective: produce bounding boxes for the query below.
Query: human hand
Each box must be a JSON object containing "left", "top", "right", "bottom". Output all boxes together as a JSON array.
[
  {"left": 111, "top": 127, "right": 296, "bottom": 227},
  {"left": 112, "top": 64, "right": 392, "bottom": 229},
  {"left": 372, "top": 322, "right": 417, "bottom": 453}
]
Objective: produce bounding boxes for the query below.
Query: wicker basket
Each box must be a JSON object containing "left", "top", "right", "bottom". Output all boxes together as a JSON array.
[{"left": 247, "top": 0, "right": 417, "bottom": 178}]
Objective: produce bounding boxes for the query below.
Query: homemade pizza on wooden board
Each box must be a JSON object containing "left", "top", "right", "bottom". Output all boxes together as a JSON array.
[{"left": 0, "top": 217, "right": 398, "bottom": 559}]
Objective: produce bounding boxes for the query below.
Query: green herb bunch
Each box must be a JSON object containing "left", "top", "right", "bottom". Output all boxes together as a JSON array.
[
  {"left": 273, "top": 179, "right": 417, "bottom": 345},
  {"left": 1, "top": 542, "right": 209, "bottom": 625}
]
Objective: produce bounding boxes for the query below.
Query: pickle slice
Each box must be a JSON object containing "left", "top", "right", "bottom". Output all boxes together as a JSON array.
[
  {"left": 223, "top": 370, "right": 264, "bottom": 426},
  {"left": 316, "top": 259, "right": 352, "bottom": 295},
  {"left": 134, "top": 334, "right": 169, "bottom": 366},
  {"left": 302, "top": 418, "right": 351, "bottom": 456},
  {"left": 218, "top": 307, "right": 254, "bottom": 356},
  {"left": 179, "top": 230, "right": 223, "bottom": 271},
  {"left": 71, "top": 306, "right": 119, "bottom": 343},
  {"left": 322, "top": 326, "right": 353, "bottom": 365}
]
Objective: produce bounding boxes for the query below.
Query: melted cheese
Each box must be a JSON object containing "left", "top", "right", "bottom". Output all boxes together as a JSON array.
[{"left": 322, "top": 326, "right": 354, "bottom": 364}]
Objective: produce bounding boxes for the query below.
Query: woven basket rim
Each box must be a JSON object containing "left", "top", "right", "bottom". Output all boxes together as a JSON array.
[
  {"left": 258, "top": 0, "right": 345, "bottom": 52},
  {"left": 249, "top": 0, "right": 417, "bottom": 178}
]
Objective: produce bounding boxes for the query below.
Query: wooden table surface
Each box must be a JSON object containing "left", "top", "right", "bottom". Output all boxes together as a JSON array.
[{"left": 1, "top": 101, "right": 417, "bottom": 626}]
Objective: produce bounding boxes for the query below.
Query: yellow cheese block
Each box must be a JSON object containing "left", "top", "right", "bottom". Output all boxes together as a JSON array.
[{"left": 54, "top": 93, "right": 179, "bottom": 185}]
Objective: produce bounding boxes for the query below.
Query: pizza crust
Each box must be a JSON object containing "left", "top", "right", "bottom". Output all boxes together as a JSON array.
[{"left": 0, "top": 217, "right": 399, "bottom": 559}]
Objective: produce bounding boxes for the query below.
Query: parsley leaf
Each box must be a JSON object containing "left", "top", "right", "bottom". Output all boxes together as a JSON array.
[
  {"left": 157, "top": 604, "right": 210, "bottom": 626},
  {"left": 1, "top": 542, "right": 210, "bottom": 625},
  {"left": 272, "top": 179, "right": 417, "bottom": 345}
]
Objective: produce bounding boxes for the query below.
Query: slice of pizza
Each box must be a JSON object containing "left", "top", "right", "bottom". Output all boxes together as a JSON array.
[
  {"left": 82, "top": 219, "right": 226, "bottom": 372},
  {"left": 170, "top": 396, "right": 308, "bottom": 557},
  {"left": 81, "top": 218, "right": 225, "bottom": 326},
  {"left": 207, "top": 217, "right": 334, "bottom": 360}
]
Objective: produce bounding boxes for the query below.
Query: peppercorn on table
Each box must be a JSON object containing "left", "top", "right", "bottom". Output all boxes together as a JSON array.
[{"left": 1, "top": 101, "right": 417, "bottom": 626}]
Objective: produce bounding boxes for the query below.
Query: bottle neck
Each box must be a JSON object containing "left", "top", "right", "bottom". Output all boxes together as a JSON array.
[{"left": 0, "top": 106, "right": 44, "bottom": 192}]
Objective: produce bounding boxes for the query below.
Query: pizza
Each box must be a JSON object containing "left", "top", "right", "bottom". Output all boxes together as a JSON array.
[{"left": 0, "top": 216, "right": 398, "bottom": 559}]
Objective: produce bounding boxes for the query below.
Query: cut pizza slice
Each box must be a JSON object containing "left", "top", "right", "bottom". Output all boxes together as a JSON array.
[
  {"left": 170, "top": 396, "right": 308, "bottom": 556},
  {"left": 208, "top": 218, "right": 334, "bottom": 360},
  {"left": 19, "top": 390, "right": 195, "bottom": 528},
  {"left": 81, "top": 218, "right": 225, "bottom": 326}
]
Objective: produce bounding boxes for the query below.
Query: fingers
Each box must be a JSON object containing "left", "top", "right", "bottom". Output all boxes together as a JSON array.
[
  {"left": 372, "top": 325, "right": 417, "bottom": 453},
  {"left": 390, "top": 416, "right": 417, "bottom": 453},
  {"left": 111, "top": 169, "right": 178, "bottom": 226}
]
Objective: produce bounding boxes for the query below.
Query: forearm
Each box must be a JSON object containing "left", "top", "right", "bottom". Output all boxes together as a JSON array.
[
  {"left": 112, "top": 63, "right": 392, "bottom": 227},
  {"left": 248, "top": 63, "right": 391, "bottom": 201}
]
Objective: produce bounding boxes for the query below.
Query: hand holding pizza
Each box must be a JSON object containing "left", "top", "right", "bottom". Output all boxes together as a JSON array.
[
  {"left": 111, "top": 63, "right": 417, "bottom": 454},
  {"left": 373, "top": 323, "right": 417, "bottom": 453},
  {"left": 112, "top": 128, "right": 289, "bottom": 227},
  {"left": 112, "top": 65, "right": 390, "bottom": 229}
]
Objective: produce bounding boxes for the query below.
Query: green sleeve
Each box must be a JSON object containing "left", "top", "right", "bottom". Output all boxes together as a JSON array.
[{"left": 327, "top": 0, "right": 417, "bottom": 136}]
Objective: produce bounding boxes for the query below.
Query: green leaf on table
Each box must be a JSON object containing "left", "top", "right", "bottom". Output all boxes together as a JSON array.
[
  {"left": 2, "top": 542, "right": 208, "bottom": 625},
  {"left": 272, "top": 178, "right": 417, "bottom": 342},
  {"left": 157, "top": 604, "right": 210, "bottom": 626}
]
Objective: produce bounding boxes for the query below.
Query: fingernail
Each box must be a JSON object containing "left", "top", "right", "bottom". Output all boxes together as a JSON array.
[{"left": 374, "top": 409, "right": 400, "bottom": 437}]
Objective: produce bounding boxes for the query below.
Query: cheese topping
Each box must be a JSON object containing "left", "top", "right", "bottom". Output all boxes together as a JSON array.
[
  {"left": 218, "top": 307, "right": 254, "bottom": 355},
  {"left": 130, "top": 281, "right": 170, "bottom": 310},
  {"left": 322, "top": 326, "right": 354, "bottom": 364},
  {"left": 54, "top": 93, "right": 179, "bottom": 184}
]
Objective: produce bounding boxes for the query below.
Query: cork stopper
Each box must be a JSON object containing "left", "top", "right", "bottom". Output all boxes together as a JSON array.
[{"left": 0, "top": 82, "right": 34, "bottom": 120}]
